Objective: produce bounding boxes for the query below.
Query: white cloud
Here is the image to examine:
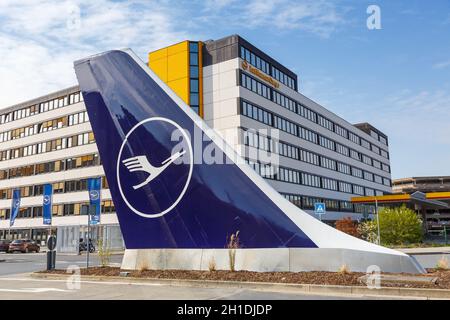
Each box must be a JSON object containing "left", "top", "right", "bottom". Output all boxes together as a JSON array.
[
  {"left": 433, "top": 60, "right": 450, "bottom": 69},
  {"left": 200, "top": 0, "right": 348, "bottom": 38},
  {"left": 0, "top": 0, "right": 191, "bottom": 108},
  {"left": 0, "top": 0, "right": 350, "bottom": 109}
]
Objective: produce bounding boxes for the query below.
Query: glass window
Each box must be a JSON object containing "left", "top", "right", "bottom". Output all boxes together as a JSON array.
[
  {"left": 190, "top": 66, "right": 199, "bottom": 78},
  {"left": 189, "top": 42, "right": 198, "bottom": 52},
  {"left": 189, "top": 53, "right": 198, "bottom": 66},
  {"left": 190, "top": 79, "right": 199, "bottom": 93},
  {"left": 190, "top": 93, "right": 199, "bottom": 106}
]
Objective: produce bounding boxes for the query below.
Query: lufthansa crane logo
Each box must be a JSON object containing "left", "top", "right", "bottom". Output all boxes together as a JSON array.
[
  {"left": 116, "top": 117, "right": 193, "bottom": 219},
  {"left": 89, "top": 190, "right": 100, "bottom": 200},
  {"left": 43, "top": 195, "right": 51, "bottom": 205}
]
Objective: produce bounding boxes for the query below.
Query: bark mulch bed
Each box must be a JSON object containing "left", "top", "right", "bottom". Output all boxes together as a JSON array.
[{"left": 40, "top": 267, "right": 450, "bottom": 290}]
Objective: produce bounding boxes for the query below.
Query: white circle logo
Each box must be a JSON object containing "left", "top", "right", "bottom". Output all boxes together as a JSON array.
[
  {"left": 89, "top": 190, "right": 99, "bottom": 200},
  {"left": 43, "top": 195, "right": 51, "bottom": 205},
  {"left": 116, "top": 117, "right": 193, "bottom": 218}
]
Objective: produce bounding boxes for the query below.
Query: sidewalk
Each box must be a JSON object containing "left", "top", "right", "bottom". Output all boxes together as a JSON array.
[{"left": 397, "top": 247, "right": 450, "bottom": 255}]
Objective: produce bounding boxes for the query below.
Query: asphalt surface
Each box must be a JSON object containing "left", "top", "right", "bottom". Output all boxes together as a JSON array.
[
  {"left": 0, "top": 252, "right": 122, "bottom": 276},
  {"left": 0, "top": 251, "right": 445, "bottom": 300}
]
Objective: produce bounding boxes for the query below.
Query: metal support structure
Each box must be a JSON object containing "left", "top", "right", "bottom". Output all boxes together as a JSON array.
[{"left": 375, "top": 198, "right": 381, "bottom": 245}]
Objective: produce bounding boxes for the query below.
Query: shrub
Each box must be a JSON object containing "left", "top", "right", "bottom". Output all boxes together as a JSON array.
[
  {"left": 227, "top": 231, "right": 240, "bottom": 272},
  {"left": 360, "top": 205, "right": 423, "bottom": 246},
  {"left": 97, "top": 238, "right": 112, "bottom": 268},
  {"left": 338, "top": 264, "right": 350, "bottom": 274},
  {"left": 436, "top": 256, "right": 449, "bottom": 270},
  {"left": 208, "top": 257, "right": 217, "bottom": 272},
  {"left": 335, "top": 217, "right": 360, "bottom": 238},
  {"left": 358, "top": 221, "right": 378, "bottom": 244}
]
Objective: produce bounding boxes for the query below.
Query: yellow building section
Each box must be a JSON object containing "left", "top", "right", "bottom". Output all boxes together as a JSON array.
[
  {"left": 352, "top": 192, "right": 450, "bottom": 204},
  {"left": 149, "top": 41, "right": 189, "bottom": 104},
  {"left": 148, "top": 40, "right": 203, "bottom": 118}
]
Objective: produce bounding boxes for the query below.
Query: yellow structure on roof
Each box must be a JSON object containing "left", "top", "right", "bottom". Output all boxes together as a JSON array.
[{"left": 148, "top": 40, "right": 203, "bottom": 118}]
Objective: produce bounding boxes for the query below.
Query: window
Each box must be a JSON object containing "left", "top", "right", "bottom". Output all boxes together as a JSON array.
[
  {"left": 240, "top": 46, "right": 271, "bottom": 75},
  {"left": 365, "top": 188, "right": 375, "bottom": 196},
  {"left": 361, "top": 139, "right": 370, "bottom": 150},
  {"left": 319, "top": 136, "right": 335, "bottom": 151},
  {"left": 335, "top": 124, "right": 348, "bottom": 138},
  {"left": 321, "top": 157, "right": 336, "bottom": 171},
  {"left": 352, "top": 167, "right": 363, "bottom": 179},
  {"left": 301, "top": 150, "right": 320, "bottom": 166},
  {"left": 322, "top": 177, "right": 338, "bottom": 191},
  {"left": 380, "top": 149, "right": 389, "bottom": 159},
  {"left": 301, "top": 173, "right": 321, "bottom": 188},
  {"left": 271, "top": 66, "right": 296, "bottom": 90},
  {"left": 339, "top": 181, "right": 353, "bottom": 193},
  {"left": 337, "top": 163, "right": 351, "bottom": 175},
  {"left": 241, "top": 100, "right": 272, "bottom": 126},
  {"left": 240, "top": 72, "right": 271, "bottom": 100},
  {"left": 364, "top": 171, "right": 374, "bottom": 181},
  {"left": 272, "top": 91, "right": 296, "bottom": 112},
  {"left": 353, "top": 185, "right": 365, "bottom": 196},
  {"left": 373, "top": 159, "right": 381, "bottom": 169},
  {"left": 362, "top": 155, "right": 372, "bottom": 166},
  {"left": 299, "top": 127, "right": 318, "bottom": 144},
  {"left": 336, "top": 143, "right": 349, "bottom": 156},
  {"left": 318, "top": 115, "right": 334, "bottom": 131},
  {"left": 298, "top": 104, "right": 317, "bottom": 122},
  {"left": 350, "top": 149, "right": 361, "bottom": 161}
]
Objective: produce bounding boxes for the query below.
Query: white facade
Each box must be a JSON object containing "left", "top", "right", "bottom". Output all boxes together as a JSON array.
[{"left": 202, "top": 50, "right": 391, "bottom": 221}]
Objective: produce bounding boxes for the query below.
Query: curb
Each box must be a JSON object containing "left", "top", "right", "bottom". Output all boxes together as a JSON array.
[{"left": 30, "top": 272, "right": 450, "bottom": 299}]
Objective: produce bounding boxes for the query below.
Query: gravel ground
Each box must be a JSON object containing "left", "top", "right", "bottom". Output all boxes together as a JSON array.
[{"left": 41, "top": 267, "right": 450, "bottom": 289}]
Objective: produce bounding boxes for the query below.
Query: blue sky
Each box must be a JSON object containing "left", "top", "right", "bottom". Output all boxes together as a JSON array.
[{"left": 0, "top": 0, "right": 449, "bottom": 179}]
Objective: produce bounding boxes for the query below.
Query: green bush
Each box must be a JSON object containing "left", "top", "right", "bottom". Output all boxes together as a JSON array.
[{"left": 359, "top": 205, "right": 423, "bottom": 246}]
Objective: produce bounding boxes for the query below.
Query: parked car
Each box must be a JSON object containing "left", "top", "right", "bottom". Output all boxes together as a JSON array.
[
  {"left": 8, "top": 239, "right": 40, "bottom": 253},
  {"left": 0, "top": 240, "right": 11, "bottom": 252}
]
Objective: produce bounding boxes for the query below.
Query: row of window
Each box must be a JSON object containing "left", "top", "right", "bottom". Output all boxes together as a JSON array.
[
  {"left": 246, "top": 159, "right": 384, "bottom": 197},
  {"left": 0, "top": 176, "right": 108, "bottom": 200},
  {"left": 0, "top": 200, "right": 115, "bottom": 220},
  {"left": 0, "top": 132, "right": 95, "bottom": 162},
  {"left": 189, "top": 42, "right": 200, "bottom": 115},
  {"left": 240, "top": 46, "right": 296, "bottom": 90},
  {"left": 239, "top": 71, "right": 389, "bottom": 154},
  {"left": 282, "top": 193, "right": 355, "bottom": 213},
  {"left": 0, "top": 154, "right": 100, "bottom": 181},
  {"left": 0, "top": 92, "right": 83, "bottom": 125},
  {"left": 240, "top": 100, "right": 391, "bottom": 174},
  {"left": 242, "top": 129, "right": 391, "bottom": 188},
  {"left": 0, "top": 111, "right": 89, "bottom": 143}
]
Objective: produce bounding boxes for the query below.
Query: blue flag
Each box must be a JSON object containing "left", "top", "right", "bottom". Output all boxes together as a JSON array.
[
  {"left": 43, "top": 184, "right": 53, "bottom": 225},
  {"left": 88, "top": 177, "right": 101, "bottom": 225},
  {"left": 10, "top": 189, "right": 21, "bottom": 227}
]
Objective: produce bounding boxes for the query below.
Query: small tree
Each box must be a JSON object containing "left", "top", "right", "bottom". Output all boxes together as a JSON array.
[
  {"left": 97, "top": 238, "right": 112, "bottom": 267},
  {"left": 360, "top": 205, "right": 423, "bottom": 246},
  {"left": 335, "top": 217, "right": 360, "bottom": 238}
]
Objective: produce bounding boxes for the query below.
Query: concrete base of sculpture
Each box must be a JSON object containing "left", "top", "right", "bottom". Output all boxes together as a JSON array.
[{"left": 121, "top": 248, "right": 425, "bottom": 274}]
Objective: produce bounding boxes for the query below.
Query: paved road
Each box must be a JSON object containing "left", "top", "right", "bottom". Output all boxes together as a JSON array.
[
  {"left": 0, "top": 252, "right": 122, "bottom": 276},
  {"left": 0, "top": 251, "right": 443, "bottom": 300},
  {"left": 0, "top": 276, "right": 416, "bottom": 300}
]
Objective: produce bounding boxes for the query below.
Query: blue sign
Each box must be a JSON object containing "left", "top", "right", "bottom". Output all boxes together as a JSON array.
[
  {"left": 43, "top": 184, "right": 53, "bottom": 225},
  {"left": 314, "top": 203, "right": 326, "bottom": 215},
  {"left": 10, "top": 189, "right": 21, "bottom": 227},
  {"left": 88, "top": 177, "right": 101, "bottom": 225}
]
